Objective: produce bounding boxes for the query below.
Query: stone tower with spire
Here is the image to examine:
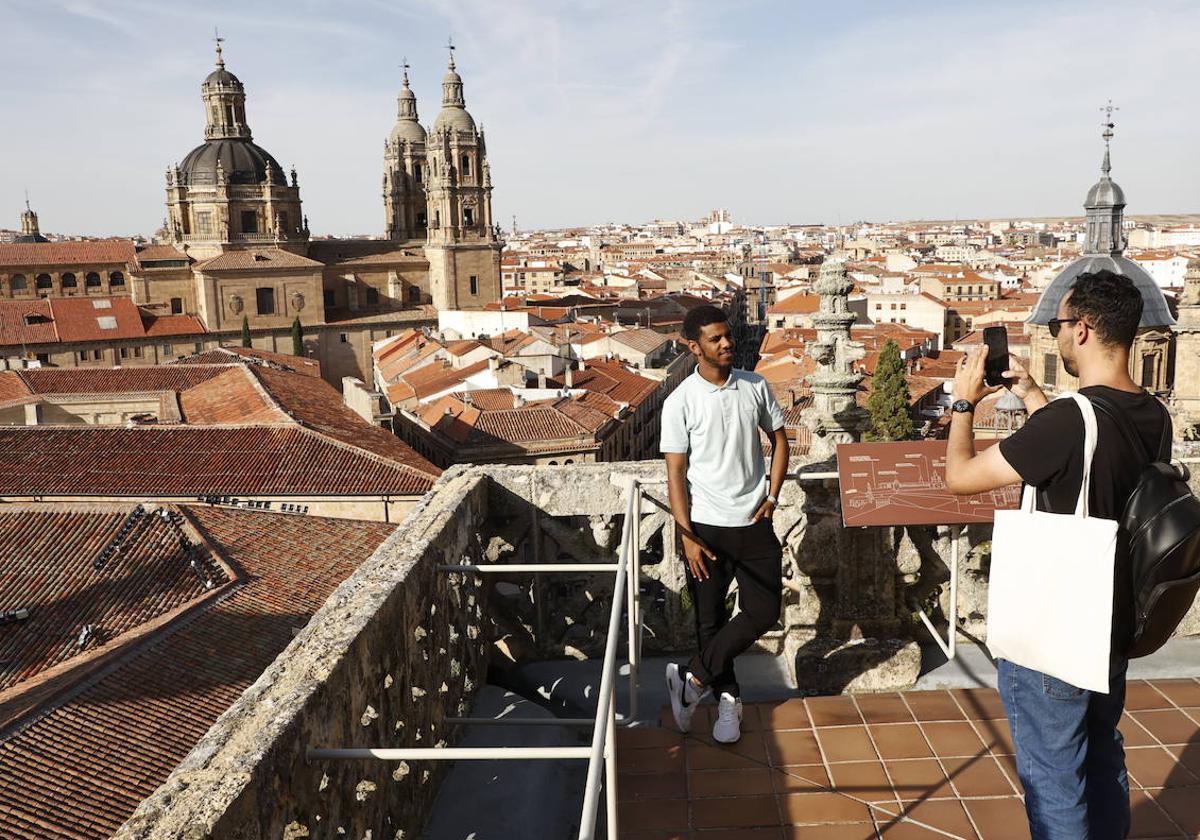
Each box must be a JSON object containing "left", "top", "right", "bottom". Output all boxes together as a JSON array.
[
  {"left": 384, "top": 60, "right": 429, "bottom": 242},
  {"left": 421, "top": 44, "right": 503, "bottom": 310},
  {"left": 16, "top": 196, "right": 47, "bottom": 243},
  {"left": 165, "top": 35, "right": 307, "bottom": 260}
]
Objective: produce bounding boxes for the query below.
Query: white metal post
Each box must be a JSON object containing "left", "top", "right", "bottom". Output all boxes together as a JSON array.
[
  {"left": 627, "top": 483, "right": 641, "bottom": 722},
  {"left": 604, "top": 680, "right": 619, "bottom": 839}
]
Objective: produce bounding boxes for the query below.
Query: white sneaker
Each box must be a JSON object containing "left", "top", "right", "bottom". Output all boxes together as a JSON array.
[
  {"left": 713, "top": 692, "right": 743, "bottom": 744},
  {"left": 665, "top": 663, "right": 708, "bottom": 733}
]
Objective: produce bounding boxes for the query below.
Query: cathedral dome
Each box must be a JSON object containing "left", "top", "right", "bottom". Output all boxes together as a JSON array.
[
  {"left": 433, "top": 106, "right": 476, "bottom": 133},
  {"left": 203, "top": 66, "right": 242, "bottom": 87},
  {"left": 178, "top": 138, "right": 286, "bottom": 186},
  {"left": 1027, "top": 255, "right": 1175, "bottom": 328},
  {"left": 391, "top": 118, "right": 428, "bottom": 145},
  {"left": 1085, "top": 176, "right": 1125, "bottom": 208}
]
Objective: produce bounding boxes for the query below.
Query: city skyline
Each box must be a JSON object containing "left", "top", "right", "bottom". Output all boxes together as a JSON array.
[{"left": 3, "top": 0, "right": 1200, "bottom": 237}]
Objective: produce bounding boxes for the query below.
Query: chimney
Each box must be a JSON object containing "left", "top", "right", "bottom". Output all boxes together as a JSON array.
[
  {"left": 515, "top": 394, "right": 526, "bottom": 408},
  {"left": 565, "top": 367, "right": 574, "bottom": 387},
  {"left": 488, "top": 357, "right": 499, "bottom": 371},
  {"left": 537, "top": 372, "right": 547, "bottom": 389}
]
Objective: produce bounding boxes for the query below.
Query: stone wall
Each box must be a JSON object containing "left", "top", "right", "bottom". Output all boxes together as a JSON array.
[{"left": 113, "top": 472, "right": 492, "bottom": 840}]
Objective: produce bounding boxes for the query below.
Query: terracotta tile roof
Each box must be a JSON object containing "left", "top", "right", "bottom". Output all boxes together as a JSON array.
[
  {"left": 0, "top": 298, "right": 207, "bottom": 347},
  {"left": 174, "top": 345, "right": 322, "bottom": 377},
  {"left": 18, "top": 366, "right": 225, "bottom": 396},
  {"left": 445, "top": 339, "right": 489, "bottom": 357},
  {"left": 767, "top": 293, "right": 820, "bottom": 315},
  {"left": 0, "top": 372, "right": 34, "bottom": 404},
  {"left": 452, "top": 388, "right": 516, "bottom": 410},
  {"left": 0, "top": 238, "right": 136, "bottom": 268},
  {"left": 409, "top": 359, "right": 491, "bottom": 400},
  {"left": 609, "top": 328, "right": 671, "bottom": 355},
  {"left": 574, "top": 359, "right": 658, "bottom": 406},
  {"left": 143, "top": 313, "right": 206, "bottom": 337},
  {"left": 193, "top": 249, "right": 324, "bottom": 271},
  {"left": 0, "top": 300, "right": 58, "bottom": 345},
  {"left": 134, "top": 244, "right": 190, "bottom": 265},
  {"left": 179, "top": 366, "right": 288, "bottom": 424},
  {"left": 0, "top": 426, "right": 435, "bottom": 496},
  {"left": 474, "top": 407, "right": 590, "bottom": 443},
  {"left": 306, "top": 239, "right": 425, "bottom": 266},
  {"left": 0, "top": 503, "right": 395, "bottom": 840},
  {"left": 555, "top": 397, "right": 616, "bottom": 432}
]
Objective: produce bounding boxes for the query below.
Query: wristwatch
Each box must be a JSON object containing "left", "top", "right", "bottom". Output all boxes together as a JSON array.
[{"left": 951, "top": 399, "right": 974, "bottom": 414}]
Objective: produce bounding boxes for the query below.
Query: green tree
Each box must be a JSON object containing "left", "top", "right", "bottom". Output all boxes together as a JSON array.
[
  {"left": 241, "top": 315, "right": 252, "bottom": 348},
  {"left": 865, "top": 339, "right": 914, "bottom": 441},
  {"left": 291, "top": 317, "right": 304, "bottom": 356}
]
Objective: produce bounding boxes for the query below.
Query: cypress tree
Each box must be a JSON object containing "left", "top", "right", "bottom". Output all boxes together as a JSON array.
[
  {"left": 241, "top": 315, "right": 252, "bottom": 348},
  {"left": 865, "top": 339, "right": 914, "bottom": 441},
  {"left": 291, "top": 317, "right": 304, "bottom": 356}
]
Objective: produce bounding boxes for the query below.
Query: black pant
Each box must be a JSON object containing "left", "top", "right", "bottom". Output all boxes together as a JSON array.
[{"left": 684, "top": 519, "right": 783, "bottom": 698}]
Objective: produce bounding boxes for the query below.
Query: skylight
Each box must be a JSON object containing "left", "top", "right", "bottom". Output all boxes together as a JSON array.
[
  {"left": 96, "top": 316, "right": 118, "bottom": 330},
  {"left": 92, "top": 300, "right": 112, "bottom": 309}
]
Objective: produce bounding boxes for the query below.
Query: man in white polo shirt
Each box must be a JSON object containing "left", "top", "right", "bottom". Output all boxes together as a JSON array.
[{"left": 660, "top": 304, "right": 789, "bottom": 743}]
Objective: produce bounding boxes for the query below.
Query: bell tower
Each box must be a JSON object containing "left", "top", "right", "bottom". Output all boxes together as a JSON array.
[
  {"left": 423, "top": 42, "right": 502, "bottom": 311},
  {"left": 384, "top": 59, "right": 429, "bottom": 242}
]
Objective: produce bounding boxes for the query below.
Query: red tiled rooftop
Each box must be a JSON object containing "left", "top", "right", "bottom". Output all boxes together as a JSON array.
[
  {"left": 617, "top": 681, "right": 1200, "bottom": 838},
  {"left": 0, "top": 238, "right": 136, "bottom": 268}
]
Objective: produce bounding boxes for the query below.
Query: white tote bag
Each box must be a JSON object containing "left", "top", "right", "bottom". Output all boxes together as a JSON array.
[{"left": 986, "top": 392, "right": 1118, "bottom": 694}]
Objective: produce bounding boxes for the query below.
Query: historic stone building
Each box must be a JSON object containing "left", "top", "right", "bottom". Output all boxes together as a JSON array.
[
  {"left": 0, "top": 41, "right": 504, "bottom": 387},
  {"left": 1026, "top": 125, "right": 1175, "bottom": 396}
]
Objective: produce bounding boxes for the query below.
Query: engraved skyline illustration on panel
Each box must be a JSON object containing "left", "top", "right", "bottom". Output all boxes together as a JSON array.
[{"left": 836, "top": 440, "right": 1022, "bottom": 527}]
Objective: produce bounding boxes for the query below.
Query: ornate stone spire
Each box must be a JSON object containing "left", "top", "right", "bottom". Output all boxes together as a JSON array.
[
  {"left": 801, "top": 260, "right": 868, "bottom": 460},
  {"left": 201, "top": 32, "right": 252, "bottom": 141},
  {"left": 397, "top": 56, "right": 419, "bottom": 122},
  {"left": 441, "top": 37, "right": 465, "bottom": 108},
  {"left": 1083, "top": 101, "right": 1126, "bottom": 256}
]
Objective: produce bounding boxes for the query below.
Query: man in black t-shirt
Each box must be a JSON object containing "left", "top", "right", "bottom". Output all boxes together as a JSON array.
[{"left": 945, "top": 270, "right": 1168, "bottom": 840}]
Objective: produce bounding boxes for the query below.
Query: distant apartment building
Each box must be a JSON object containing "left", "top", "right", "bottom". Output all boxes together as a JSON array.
[{"left": 863, "top": 292, "right": 948, "bottom": 349}]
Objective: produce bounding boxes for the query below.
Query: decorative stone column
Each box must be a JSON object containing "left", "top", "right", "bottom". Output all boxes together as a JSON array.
[
  {"left": 1171, "top": 259, "right": 1200, "bottom": 439},
  {"left": 779, "top": 259, "right": 920, "bottom": 694}
]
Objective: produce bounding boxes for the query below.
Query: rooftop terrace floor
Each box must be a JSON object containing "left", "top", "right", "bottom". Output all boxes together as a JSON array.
[{"left": 617, "top": 679, "right": 1200, "bottom": 839}]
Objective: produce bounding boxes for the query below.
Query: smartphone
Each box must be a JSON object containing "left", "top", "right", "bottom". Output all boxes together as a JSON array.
[{"left": 983, "top": 326, "right": 1010, "bottom": 387}]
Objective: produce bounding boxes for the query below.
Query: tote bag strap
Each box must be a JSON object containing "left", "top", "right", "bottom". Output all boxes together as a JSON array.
[{"left": 1057, "top": 391, "right": 1099, "bottom": 518}]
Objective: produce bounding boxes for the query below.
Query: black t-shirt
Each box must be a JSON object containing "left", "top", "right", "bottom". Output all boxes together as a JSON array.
[{"left": 999, "top": 385, "right": 1169, "bottom": 518}]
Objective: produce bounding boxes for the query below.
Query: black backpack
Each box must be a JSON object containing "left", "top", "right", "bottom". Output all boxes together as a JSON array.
[{"left": 1091, "top": 395, "right": 1200, "bottom": 658}]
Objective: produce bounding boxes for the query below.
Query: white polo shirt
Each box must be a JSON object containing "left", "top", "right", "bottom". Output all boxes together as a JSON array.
[{"left": 660, "top": 367, "right": 786, "bottom": 527}]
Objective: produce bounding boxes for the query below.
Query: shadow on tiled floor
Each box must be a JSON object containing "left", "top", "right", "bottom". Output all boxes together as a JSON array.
[{"left": 615, "top": 679, "right": 1200, "bottom": 839}]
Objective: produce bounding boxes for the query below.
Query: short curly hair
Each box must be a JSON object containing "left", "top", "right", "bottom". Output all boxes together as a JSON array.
[
  {"left": 682, "top": 304, "right": 728, "bottom": 341},
  {"left": 1065, "top": 269, "right": 1143, "bottom": 348}
]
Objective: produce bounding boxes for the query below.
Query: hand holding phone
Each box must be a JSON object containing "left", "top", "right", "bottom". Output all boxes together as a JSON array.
[{"left": 983, "top": 326, "right": 1011, "bottom": 387}]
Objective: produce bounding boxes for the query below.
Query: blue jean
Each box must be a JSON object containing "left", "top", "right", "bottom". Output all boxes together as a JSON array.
[{"left": 998, "top": 659, "right": 1130, "bottom": 840}]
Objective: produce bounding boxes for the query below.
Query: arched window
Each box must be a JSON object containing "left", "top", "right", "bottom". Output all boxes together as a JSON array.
[
  {"left": 63, "top": 273, "right": 80, "bottom": 288},
  {"left": 461, "top": 155, "right": 471, "bottom": 176},
  {"left": 107, "top": 271, "right": 123, "bottom": 287},
  {"left": 413, "top": 162, "right": 422, "bottom": 183},
  {"left": 9, "top": 274, "right": 26, "bottom": 291},
  {"left": 35, "top": 274, "right": 53, "bottom": 290}
]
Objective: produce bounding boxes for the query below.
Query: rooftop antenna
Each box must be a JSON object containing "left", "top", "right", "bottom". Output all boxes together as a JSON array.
[{"left": 213, "top": 27, "right": 225, "bottom": 67}]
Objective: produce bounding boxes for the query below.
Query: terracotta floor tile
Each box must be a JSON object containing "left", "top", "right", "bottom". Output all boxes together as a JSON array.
[
  {"left": 940, "top": 755, "right": 1017, "bottom": 798},
  {"left": 620, "top": 771, "right": 688, "bottom": 801},
  {"left": 1129, "top": 790, "right": 1185, "bottom": 838},
  {"left": 1151, "top": 787, "right": 1200, "bottom": 835},
  {"left": 856, "top": 693, "right": 915, "bottom": 725},
  {"left": 903, "top": 691, "right": 966, "bottom": 722},
  {"left": 971, "top": 718, "right": 1014, "bottom": 755},
  {"left": 759, "top": 699, "right": 811, "bottom": 731},
  {"left": 1166, "top": 743, "right": 1200, "bottom": 779},
  {"left": 1133, "top": 709, "right": 1200, "bottom": 746},
  {"left": 690, "top": 725, "right": 769, "bottom": 751},
  {"left": 621, "top": 726, "right": 687, "bottom": 748},
  {"left": 962, "top": 797, "right": 1031, "bottom": 840},
  {"left": 620, "top": 744, "right": 687, "bottom": 774},
  {"left": 1126, "top": 680, "right": 1175, "bottom": 712},
  {"left": 1126, "top": 746, "right": 1198, "bottom": 789},
  {"left": 689, "top": 742, "right": 767, "bottom": 772},
  {"left": 993, "top": 752, "right": 1024, "bottom": 794},
  {"left": 766, "top": 730, "right": 823, "bottom": 766},
  {"left": 779, "top": 791, "right": 875, "bottom": 825},
  {"left": 693, "top": 829, "right": 784, "bottom": 840},
  {"left": 949, "top": 688, "right": 1007, "bottom": 721},
  {"left": 892, "top": 798, "right": 979, "bottom": 839},
  {"left": 886, "top": 758, "right": 956, "bottom": 801},
  {"left": 624, "top": 831, "right": 689, "bottom": 840},
  {"left": 620, "top": 798, "right": 690, "bottom": 832},
  {"left": 807, "top": 695, "right": 865, "bottom": 727},
  {"left": 692, "top": 794, "right": 782, "bottom": 829},
  {"left": 783, "top": 825, "right": 879, "bottom": 839},
  {"left": 771, "top": 765, "right": 831, "bottom": 793},
  {"left": 689, "top": 768, "right": 776, "bottom": 798},
  {"left": 873, "top": 820, "right": 949, "bottom": 838},
  {"left": 1151, "top": 679, "right": 1200, "bottom": 708},
  {"left": 819, "top": 726, "right": 880, "bottom": 763},
  {"left": 828, "top": 761, "right": 896, "bottom": 803},
  {"left": 869, "top": 724, "right": 934, "bottom": 761},
  {"left": 921, "top": 721, "right": 985, "bottom": 758},
  {"left": 1121, "top": 714, "right": 1160, "bottom": 748}
]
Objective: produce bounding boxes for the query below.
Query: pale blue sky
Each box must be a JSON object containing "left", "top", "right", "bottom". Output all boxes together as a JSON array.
[{"left": 2, "top": 0, "right": 1199, "bottom": 237}]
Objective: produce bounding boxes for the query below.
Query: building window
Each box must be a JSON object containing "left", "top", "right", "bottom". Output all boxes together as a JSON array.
[
  {"left": 1043, "top": 353, "right": 1058, "bottom": 388},
  {"left": 35, "top": 274, "right": 52, "bottom": 290},
  {"left": 9, "top": 274, "right": 26, "bottom": 291},
  {"left": 366, "top": 286, "right": 379, "bottom": 305},
  {"left": 170, "top": 297, "right": 183, "bottom": 314},
  {"left": 255, "top": 287, "right": 275, "bottom": 315},
  {"left": 195, "top": 211, "right": 213, "bottom": 235},
  {"left": 469, "top": 275, "right": 479, "bottom": 296},
  {"left": 133, "top": 346, "right": 143, "bottom": 358},
  {"left": 408, "top": 286, "right": 420, "bottom": 303},
  {"left": 413, "top": 162, "right": 422, "bottom": 182},
  {"left": 1141, "top": 354, "right": 1157, "bottom": 388},
  {"left": 108, "top": 271, "right": 123, "bottom": 287},
  {"left": 463, "top": 207, "right": 474, "bottom": 226},
  {"left": 162, "top": 344, "right": 174, "bottom": 356},
  {"left": 461, "top": 155, "right": 471, "bottom": 176},
  {"left": 323, "top": 289, "right": 335, "bottom": 309},
  {"left": 241, "top": 210, "right": 258, "bottom": 234},
  {"left": 119, "top": 347, "right": 129, "bottom": 359},
  {"left": 339, "top": 333, "right": 349, "bottom": 343},
  {"left": 417, "top": 211, "right": 427, "bottom": 228},
  {"left": 92, "top": 349, "right": 103, "bottom": 360},
  {"left": 63, "top": 273, "right": 80, "bottom": 288}
]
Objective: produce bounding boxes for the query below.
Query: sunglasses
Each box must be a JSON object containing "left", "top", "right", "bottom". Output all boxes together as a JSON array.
[{"left": 1048, "top": 317, "right": 1081, "bottom": 338}]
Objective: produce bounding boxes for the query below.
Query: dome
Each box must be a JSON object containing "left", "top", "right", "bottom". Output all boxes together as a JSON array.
[
  {"left": 1027, "top": 255, "right": 1175, "bottom": 328},
  {"left": 203, "top": 66, "right": 242, "bottom": 87},
  {"left": 1086, "top": 177, "right": 1125, "bottom": 207},
  {"left": 390, "top": 119, "right": 427, "bottom": 145},
  {"left": 179, "top": 138, "right": 286, "bottom": 186},
  {"left": 433, "top": 106, "right": 476, "bottom": 133}
]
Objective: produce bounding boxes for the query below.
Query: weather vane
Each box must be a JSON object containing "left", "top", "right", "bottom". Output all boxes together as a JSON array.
[
  {"left": 213, "top": 27, "right": 225, "bottom": 66},
  {"left": 1101, "top": 99, "right": 1118, "bottom": 145},
  {"left": 401, "top": 55, "right": 409, "bottom": 83},
  {"left": 446, "top": 35, "right": 455, "bottom": 66}
]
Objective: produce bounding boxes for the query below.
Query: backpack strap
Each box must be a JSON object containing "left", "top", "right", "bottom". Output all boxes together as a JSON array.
[{"left": 1089, "top": 393, "right": 1166, "bottom": 464}]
